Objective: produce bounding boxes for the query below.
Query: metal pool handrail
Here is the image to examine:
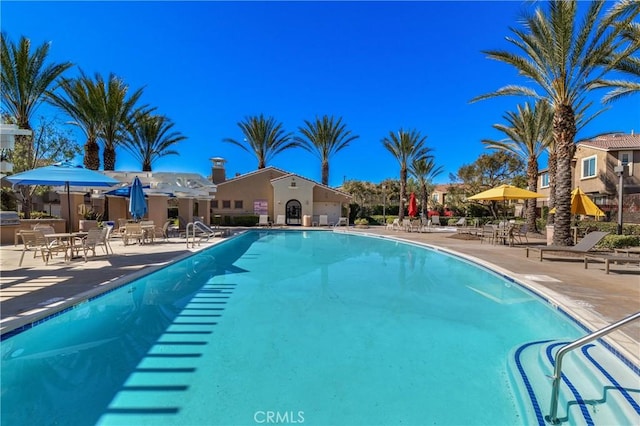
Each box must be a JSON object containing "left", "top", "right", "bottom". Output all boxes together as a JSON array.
[{"left": 545, "top": 311, "right": 640, "bottom": 424}]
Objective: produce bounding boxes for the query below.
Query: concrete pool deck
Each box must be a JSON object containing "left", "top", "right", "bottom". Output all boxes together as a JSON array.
[{"left": 1, "top": 226, "right": 638, "bottom": 365}]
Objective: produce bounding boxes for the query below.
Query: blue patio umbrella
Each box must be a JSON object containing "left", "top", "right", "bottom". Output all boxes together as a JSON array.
[
  {"left": 128, "top": 176, "right": 147, "bottom": 221},
  {"left": 6, "top": 162, "right": 119, "bottom": 231}
]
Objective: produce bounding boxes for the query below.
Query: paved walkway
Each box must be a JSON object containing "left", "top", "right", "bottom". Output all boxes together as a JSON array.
[{"left": 1, "top": 227, "right": 638, "bottom": 364}]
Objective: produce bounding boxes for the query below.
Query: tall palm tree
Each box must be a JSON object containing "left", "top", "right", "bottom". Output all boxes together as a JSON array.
[
  {"left": 472, "top": 0, "right": 639, "bottom": 246},
  {"left": 482, "top": 100, "right": 553, "bottom": 232},
  {"left": 47, "top": 71, "right": 104, "bottom": 170},
  {"left": 1, "top": 33, "right": 72, "bottom": 217},
  {"left": 295, "top": 115, "right": 359, "bottom": 186},
  {"left": 381, "top": 129, "right": 432, "bottom": 221},
  {"left": 409, "top": 157, "right": 443, "bottom": 218},
  {"left": 223, "top": 114, "right": 298, "bottom": 169},
  {"left": 591, "top": 16, "right": 640, "bottom": 103},
  {"left": 98, "top": 73, "right": 148, "bottom": 170},
  {"left": 122, "top": 113, "right": 185, "bottom": 171}
]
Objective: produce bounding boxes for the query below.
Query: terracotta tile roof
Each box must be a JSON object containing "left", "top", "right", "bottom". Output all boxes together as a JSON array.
[{"left": 577, "top": 133, "right": 640, "bottom": 150}]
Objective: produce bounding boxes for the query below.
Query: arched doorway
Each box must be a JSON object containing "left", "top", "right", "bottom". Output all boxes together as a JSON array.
[{"left": 285, "top": 199, "right": 302, "bottom": 225}]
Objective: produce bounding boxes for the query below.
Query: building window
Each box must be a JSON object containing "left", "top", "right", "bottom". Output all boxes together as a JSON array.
[
  {"left": 222, "top": 200, "right": 231, "bottom": 208},
  {"left": 581, "top": 155, "right": 596, "bottom": 179},
  {"left": 619, "top": 150, "right": 633, "bottom": 176},
  {"left": 432, "top": 193, "right": 439, "bottom": 203},
  {"left": 211, "top": 200, "right": 219, "bottom": 209},
  {"left": 234, "top": 200, "right": 243, "bottom": 209},
  {"left": 540, "top": 172, "right": 549, "bottom": 188}
]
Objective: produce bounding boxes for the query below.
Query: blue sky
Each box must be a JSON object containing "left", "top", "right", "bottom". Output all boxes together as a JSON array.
[{"left": 3, "top": 1, "right": 639, "bottom": 186}]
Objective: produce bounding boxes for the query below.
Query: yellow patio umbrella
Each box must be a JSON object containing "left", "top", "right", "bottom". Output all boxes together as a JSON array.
[
  {"left": 468, "top": 184, "right": 545, "bottom": 201},
  {"left": 549, "top": 188, "right": 604, "bottom": 217}
]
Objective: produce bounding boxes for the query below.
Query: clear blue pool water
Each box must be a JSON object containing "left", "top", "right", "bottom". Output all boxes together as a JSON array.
[{"left": 1, "top": 230, "right": 585, "bottom": 425}]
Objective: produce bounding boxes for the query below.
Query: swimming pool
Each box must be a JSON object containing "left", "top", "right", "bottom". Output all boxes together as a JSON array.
[{"left": 0, "top": 230, "right": 598, "bottom": 424}]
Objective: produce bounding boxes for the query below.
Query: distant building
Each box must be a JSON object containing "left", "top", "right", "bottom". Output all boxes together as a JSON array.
[
  {"left": 537, "top": 132, "right": 640, "bottom": 220},
  {"left": 210, "top": 160, "right": 352, "bottom": 226}
]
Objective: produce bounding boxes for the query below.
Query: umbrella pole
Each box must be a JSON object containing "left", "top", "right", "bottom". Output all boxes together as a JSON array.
[{"left": 66, "top": 182, "right": 72, "bottom": 233}]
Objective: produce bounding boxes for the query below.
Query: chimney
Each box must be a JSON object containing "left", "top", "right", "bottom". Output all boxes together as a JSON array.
[{"left": 210, "top": 157, "right": 226, "bottom": 184}]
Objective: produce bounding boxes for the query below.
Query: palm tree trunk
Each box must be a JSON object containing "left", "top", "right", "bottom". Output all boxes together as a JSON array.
[
  {"left": 420, "top": 183, "right": 428, "bottom": 217},
  {"left": 399, "top": 167, "right": 407, "bottom": 220},
  {"left": 526, "top": 157, "right": 539, "bottom": 232},
  {"left": 547, "top": 147, "right": 557, "bottom": 226},
  {"left": 322, "top": 160, "right": 329, "bottom": 186},
  {"left": 84, "top": 137, "right": 100, "bottom": 170},
  {"left": 552, "top": 104, "right": 576, "bottom": 246},
  {"left": 103, "top": 145, "right": 116, "bottom": 170},
  {"left": 142, "top": 162, "right": 152, "bottom": 172}
]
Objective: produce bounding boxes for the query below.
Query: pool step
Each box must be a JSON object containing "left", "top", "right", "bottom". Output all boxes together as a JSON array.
[{"left": 509, "top": 339, "right": 640, "bottom": 425}]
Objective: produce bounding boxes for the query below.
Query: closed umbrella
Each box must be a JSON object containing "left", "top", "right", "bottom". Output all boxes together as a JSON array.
[
  {"left": 408, "top": 192, "right": 418, "bottom": 217},
  {"left": 128, "top": 176, "right": 147, "bottom": 221},
  {"left": 5, "top": 162, "right": 119, "bottom": 231}
]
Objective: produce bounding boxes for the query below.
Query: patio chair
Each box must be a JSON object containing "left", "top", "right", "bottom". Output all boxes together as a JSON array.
[
  {"left": 319, "top": 215, "right": 331, "bottom": 226},
  {"left": 78, "top": 228, "right": 110, "bottom": 261},
  {"left": 18, "top": 230, "right": 68, "bottom": 266},
  {"left": 123, "top": 223, "right": 145, "bottom": 245},
  {"left": 525, "top": 231, "right": 609, "bottom": 261},
  {"left": 275, "top": 215, "right": 286, "bottom": 227},
  {"left": 454, "top": 217, "right": 466, "bottom": 227},
  {"left": 402, "top": 218, "right": 412, "bottom": 232},
  {"left": 387, "top": 218, "right": 400, "bottom": 230},
  {"left": 257, "top": 215, "right": 271, "bottom": 227},
  {"left": 511, "top": 223, "right": 529, "bottom": 244},
  {"left": 480, "top": 225, "right": 497, "bottom": 245},
  {"left": 431, "top": 215, "right": 441, "bottom": 226}
]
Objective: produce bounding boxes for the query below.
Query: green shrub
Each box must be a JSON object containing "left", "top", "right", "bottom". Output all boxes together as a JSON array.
[
  {"left": 230, "top": 215, "right": 259, "bottom": 227},
  {"left": 354, "top": 218, "right": 369, "bottom": 226},
  {"left": 598, "top": 234, "right": 640, "bottom": 249}
]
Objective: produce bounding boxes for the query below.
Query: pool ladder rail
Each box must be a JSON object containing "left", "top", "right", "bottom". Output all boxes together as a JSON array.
[
  {"left": 545, "top": 311, "right": 640, "bottom": 424},
  {"left": 186, "top": 220, "right": 228, "bottom": 248}
]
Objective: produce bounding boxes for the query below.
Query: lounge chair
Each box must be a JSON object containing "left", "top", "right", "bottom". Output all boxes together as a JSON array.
[
  {"left": 275, "top": 215, "right": 286, "bottom": 227},
  {"left": 388, "top": 218, "right": 400, "bottom": 231},
  {"left": 454, "top": 217, "right": 466, "bottom": 226},
  {"left": 584, "top": 253, "right": 640, "bottom": 274},
  {"left": 525, "top": 231, "right": 609, "bottom": 261},
  {"left": 257, "top": 215, "right": 271, "bottom": 227},
  {"left": 431, "top": 215, "right": 441, "bottom": 226},
  {"left": 335, "top": 217, "right": 348, "bottom": 227},
  {"left": 319, "top": 215, "right": 331, "bottom": 226}
]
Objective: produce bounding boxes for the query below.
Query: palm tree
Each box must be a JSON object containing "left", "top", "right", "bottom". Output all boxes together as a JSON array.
[
  {"left": 409, "top": 157, "right": 443, "bottom": 218},
  {"left": 472, "top": 0, "right": 639, "bottom": 246},
  {"left": 122, "top": 113, "right": 185, "bottom": 171},
  {"left": 47, "top": 71, "right": 104, "bottom": 170},
  {"left": 591, "top": 16, "right": 640, "bottom": 103},
  {"left": 295, "top": 115, "right": 359, "bottom": 186},
  {"left": 98, "top": 73, "right": 148, "bottom": 170},
  {"left": 381, "top": 129, "right": 432, "bottom": 221},
  {"left": 223, "top": 114, "right": 298, "bottom": 169},
  {"left": 482, "top": 100, "right": 553, "bottom": 232},
  {"left": 1, "top": 33, "right": 72, "bottom": 217}
]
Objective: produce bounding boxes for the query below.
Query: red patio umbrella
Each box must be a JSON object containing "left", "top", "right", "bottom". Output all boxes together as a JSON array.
[{"left": 408, "top": 192, "right": 418, "bottom": 217}]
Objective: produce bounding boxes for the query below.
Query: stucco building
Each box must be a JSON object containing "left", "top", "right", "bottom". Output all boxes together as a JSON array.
[{"left": 210, "top": 158, "right": 352, "bottom": 226}]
